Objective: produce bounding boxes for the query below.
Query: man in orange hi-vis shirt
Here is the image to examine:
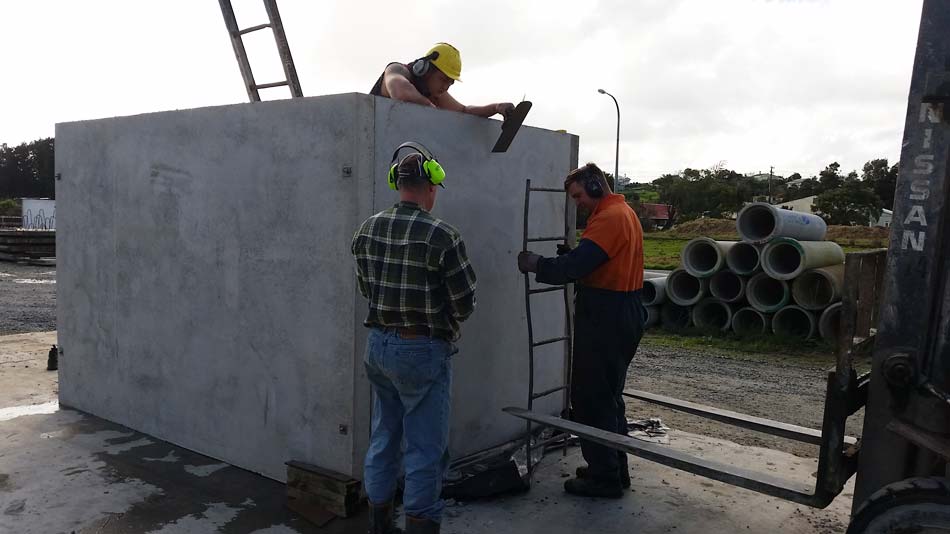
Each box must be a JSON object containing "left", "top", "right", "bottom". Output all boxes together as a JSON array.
[{"left": 518, "top": 163, "right": 646, "bottom": 498}]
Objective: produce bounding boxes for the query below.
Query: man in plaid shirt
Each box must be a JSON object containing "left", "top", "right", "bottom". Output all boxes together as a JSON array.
[{"left": 352, "top": 146, "right": 476, "bottom": 534}]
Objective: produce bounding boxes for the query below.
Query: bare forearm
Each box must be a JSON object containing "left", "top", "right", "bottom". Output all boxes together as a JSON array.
[{"left": 463, "top": 103, "right": 503, "bottom": 118}]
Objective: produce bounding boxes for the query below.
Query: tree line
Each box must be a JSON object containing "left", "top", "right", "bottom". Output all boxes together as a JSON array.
[
  {"left": 0, "top": 138, "right": 55, "bottom": 216},
  {"left": 0, "top": 136, "right": 898, "bottom": 228},
  {"left": 625, "top": 159, "right": 898, "bottom": 227}
]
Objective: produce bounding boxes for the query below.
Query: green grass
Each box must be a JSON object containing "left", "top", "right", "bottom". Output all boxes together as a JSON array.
[
  {"left": 642, "top": 330, "right": 835, "bottom": 366},
  {"left": 643, "top": 237, "right": 687, "bottom": 270}
]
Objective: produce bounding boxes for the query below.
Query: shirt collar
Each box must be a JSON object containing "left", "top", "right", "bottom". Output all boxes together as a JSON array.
[
  {"left": 396, "top": 201, "right": 425, "bottom": 211},
  {"left": 591, "top": 193, "right": 627, "bottom": 216}
]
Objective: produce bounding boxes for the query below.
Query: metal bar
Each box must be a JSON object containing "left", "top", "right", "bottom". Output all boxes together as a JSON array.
[
  {"left": 217, "top": 0, "right": 261, "bottom": 102},
  {"left": 531, "top": 385, "right": 568, "bottom": 400},
  {"left": 529, "top": 187, "right": 565, "bottom": 193},
  {"left": 623, "top": 389, "right": 857, "bottom": 446},
  {"left": 238, "top": 23, "right": 271, "bottom": 35},
  {"left": 528, "top": 286, "right": 565, "bottom": 295},
  {"left": 887, "top": 418, "right": 950, "bottom": 462},
  {"left": 263, "top": 0, "right": 303, "bottom": 98},
  {"left": 527, "top": 236, "right": 568, "bottom": 243},
  {"left": 503, "top": 407, "right": 827, "bottom": 507},
  {"left": 522, "top": 178, "right": 535, "bottom": 479},
  {"left": 253, "top": 80, "right": 291, "bottom": 90},
  {"left": 532, "top": 336, "right": 569, "bottom": 348}
]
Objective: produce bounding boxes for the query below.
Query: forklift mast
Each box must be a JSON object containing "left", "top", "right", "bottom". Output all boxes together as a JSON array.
[{"left": 853, "top": 0, "right": 950, "bottom": 510}]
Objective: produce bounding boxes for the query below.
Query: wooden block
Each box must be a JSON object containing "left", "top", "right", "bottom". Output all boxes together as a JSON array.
[
  {"left": 285, "top": 461, "right": 362, "bottom": 519},
  {"left": 286, "top": 489, "right": 337, "bottom": 527}
]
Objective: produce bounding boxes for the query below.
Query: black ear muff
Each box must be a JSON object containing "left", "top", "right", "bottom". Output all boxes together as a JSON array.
[
  {"left": 585, "top": 176, "right": 604, "bottom": 198},
  {"left": 410, "top": 51, "right": 440, "bottom": 78}
]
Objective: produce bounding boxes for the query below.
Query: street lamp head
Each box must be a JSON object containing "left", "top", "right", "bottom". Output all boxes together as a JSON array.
[{"left": 597, "top": 88, "right": 606, "bottom": 94}]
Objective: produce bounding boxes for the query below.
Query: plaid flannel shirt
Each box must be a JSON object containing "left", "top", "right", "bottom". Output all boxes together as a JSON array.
[{"left": 351, "top": 201, "right": 477, "bottom": 341}]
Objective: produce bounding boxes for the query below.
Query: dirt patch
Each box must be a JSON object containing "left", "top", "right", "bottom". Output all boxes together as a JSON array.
[
  {"left": 664, "top": 219, "right": 738, "bottom": 240},
  {"left": 627, "top": 337, "right": 863, "bottom": 458},
  {"left": 659, "top": 217, "right": 890, "bottom": 247},
  {"left": 0, "top": 262, "right": 56, "bottom": 335}
]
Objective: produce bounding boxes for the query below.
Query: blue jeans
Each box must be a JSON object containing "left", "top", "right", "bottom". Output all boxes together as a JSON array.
[{"left": 362, "top": 328, "right": 455, "bottom": 522}]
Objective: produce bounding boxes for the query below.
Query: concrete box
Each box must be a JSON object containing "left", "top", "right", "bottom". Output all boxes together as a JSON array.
[{"left": 55, "top": 93, "right": 577, "bottom": 481}]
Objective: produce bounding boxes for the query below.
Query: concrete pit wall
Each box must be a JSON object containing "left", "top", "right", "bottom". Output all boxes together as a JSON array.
[{"left": 56, "top": 93, "right": 577, "bottom": 482}]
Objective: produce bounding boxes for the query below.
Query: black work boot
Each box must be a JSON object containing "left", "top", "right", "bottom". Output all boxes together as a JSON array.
[
  {"left": 405, "top": 516, "right": 440, "bottom": 534},
  {"left": 368, "top": 501, "right": 402, "bottom": 534},
  {"left": 575, "top": 465, "right": 631, "bottom": 489},
  {"left": 564, "top": 475, "right": 624, "bottom": 498}
]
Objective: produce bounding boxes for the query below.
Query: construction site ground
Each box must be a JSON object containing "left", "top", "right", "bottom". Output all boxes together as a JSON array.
[{"left": 0, "top": 263, "right": 858, "bottom": 532}]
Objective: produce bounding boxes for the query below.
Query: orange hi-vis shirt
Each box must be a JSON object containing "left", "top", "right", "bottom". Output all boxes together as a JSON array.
[{"left": 580, "top": 193, "right": 644, "bottom": 292}]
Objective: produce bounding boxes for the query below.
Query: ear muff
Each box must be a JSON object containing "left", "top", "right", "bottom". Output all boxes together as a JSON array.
[
  {"left": 584, "top": 175, "right": 604, "bottom": 198},
  {"left": 410, "top": 51, "right": 440, "bottom": 78},
  {"left": 388, "top": 142, "right": 445, "bottom": 190}
]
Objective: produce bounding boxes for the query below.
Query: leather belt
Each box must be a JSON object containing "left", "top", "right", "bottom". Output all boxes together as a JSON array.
[{"left": 382, "top": 325, "right": 441, "bottom": 340}]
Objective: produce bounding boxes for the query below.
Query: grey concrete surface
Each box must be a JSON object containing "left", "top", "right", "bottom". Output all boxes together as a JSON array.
[
  {"left": 54, "top": 94, "right": 576, "bottom": 482},
  {"left": 0, "top": 386, "right": 853, "bottom": 534}
]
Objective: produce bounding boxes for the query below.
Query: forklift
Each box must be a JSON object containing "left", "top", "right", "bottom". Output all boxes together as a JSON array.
[{"left": 506, "top": 1, "right": 950, "bottom": 531}]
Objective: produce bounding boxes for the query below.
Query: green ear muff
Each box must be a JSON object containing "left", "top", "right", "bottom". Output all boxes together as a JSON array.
[
  {"left": 424, "top": 159, "right": 445, "bottom": 186},
  {"left": 388, "top": 164, "right": 399, "bottom": 190},
  {"left": 388, "top": 142, "right": 445, "bottom": 190}
]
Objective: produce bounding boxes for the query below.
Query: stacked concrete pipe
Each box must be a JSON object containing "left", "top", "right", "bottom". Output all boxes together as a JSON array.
[
  {"left": 819, "top": 302, "right": 843, "bottom": 342},
  {"left": 681, "top": 237, "right": 735, "bottom": 278},
  {"left": 709, "top": 270, "right": 747, "bottom": 303},
  {"left": 646, "top": 202, "right": 846, "bottom": 337},
  {"left": 746, "top": 272, "right": 791, "bottom": 313},
  {"left": 761, "top": 238, "right": 845, "bottom": 281},
  {"left": 736, "top": 202, "right": 828, "bottom": 244},
  {"left": 772, "top": 305, "right": 817, "bottom": 339},
  {"left": 666, "top": 268, "right": 709, "bottom": 307},
  {"left": 642, "top": 276, "right": 669, "bottom": 306},
  {"left": 692, "top": 298, "right": 734, "bottom": 332},
  {"left": 732, "top": 307, "right": 772, "bottom": 336},
  {"left": 725, "top": 241, "right": 762, "bottom": 275},
  {"left": 792, "top": 264, "right": 845, "bottom": 310},
  {"left": 660, "top": 302, "right": 692, "bottom": 331}
]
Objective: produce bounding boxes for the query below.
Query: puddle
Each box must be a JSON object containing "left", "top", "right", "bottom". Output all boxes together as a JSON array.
[
  {"left": 13, "top": 279, "right": 56, "bottom": 284},
  {"left": 0, "top": 401, "right": 59, "bottom": 422}
]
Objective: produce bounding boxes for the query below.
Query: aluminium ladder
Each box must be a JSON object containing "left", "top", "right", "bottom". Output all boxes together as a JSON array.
[
  {"left": 520, "top": 178, "right": 574, "bottom": 481},
  {"left": 218, "top": 0, "right": 303, "bottom": 102}
]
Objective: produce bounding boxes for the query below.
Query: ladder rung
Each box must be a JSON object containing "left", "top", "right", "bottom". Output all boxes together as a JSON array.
[
  {"left": 527, "top": 236, "right": 567, "bottom": 243},
  {"left": 529, "top": 187, "right": 565, "bottom": 193},
  {"left": 253, "top": 80, "right": 290, "bottom": 90},
  {"left": 239, "top": 23, "right": 272, "bottom": 35},
  {"left": 532, "top": 385, "right": 568, "bottom": 400},
  {"left": 528, "top": 286, "right": 565, "bottom": 295},
  {"left": 532, "top": 336, "right": 569, "bottom": 347}
]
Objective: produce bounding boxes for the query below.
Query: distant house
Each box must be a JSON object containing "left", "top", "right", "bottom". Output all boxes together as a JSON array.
[
  {"left": 774, "top": 195, "right": 817, "bottom": 215},
  {"left": 748, "top": 173, "right": 784, "bottom": 183},
  {"left": 872, "top": 208, "right": 893, "bottom": 228},
  {"left": 641, "top": 203, "right": 672, "bottom": 227}
]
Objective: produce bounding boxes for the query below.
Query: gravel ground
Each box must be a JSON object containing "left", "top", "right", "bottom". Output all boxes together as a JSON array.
[
  {"left": 0, "top": 261, "right": 56, "bottom": 335},
  {"left": 627, "top": 339, "right": 864, "bottom": 458}
]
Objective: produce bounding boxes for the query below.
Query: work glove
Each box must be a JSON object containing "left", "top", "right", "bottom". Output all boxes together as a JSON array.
[
  {"left": 556, "top": 244, "right": 572, "bottom": 256},
  {"left": 518, "top": 251, "right": 542, "bottom": 273}
]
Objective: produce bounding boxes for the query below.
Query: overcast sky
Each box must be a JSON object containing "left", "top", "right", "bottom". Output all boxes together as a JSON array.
[{"left": 0, "top": 1, "right": 924, "bottom": 183}]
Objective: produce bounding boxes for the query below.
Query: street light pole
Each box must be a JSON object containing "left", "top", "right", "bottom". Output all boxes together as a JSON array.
[{"left": 598, "top": 88, "right": 620, "bottom": 191}]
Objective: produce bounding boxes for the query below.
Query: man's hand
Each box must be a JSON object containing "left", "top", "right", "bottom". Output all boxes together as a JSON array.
[
  {"left": 496, "top": 103, "right": 516, "bottom": 119},
  {"left": 518, "top": 251, "right": 541, "bottom": 273},
  {"left": 556, "top": 244, "right": 572, "bottom": 256}
]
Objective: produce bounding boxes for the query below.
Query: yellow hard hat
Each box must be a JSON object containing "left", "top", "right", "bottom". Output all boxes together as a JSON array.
[{"left": 427, "top": 43, "right": 462, "bottom": 81}]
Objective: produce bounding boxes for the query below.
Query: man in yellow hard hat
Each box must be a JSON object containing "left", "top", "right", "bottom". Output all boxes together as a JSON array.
[{"left": 370, "top": 43, "right": 515, "bottom": 118}]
